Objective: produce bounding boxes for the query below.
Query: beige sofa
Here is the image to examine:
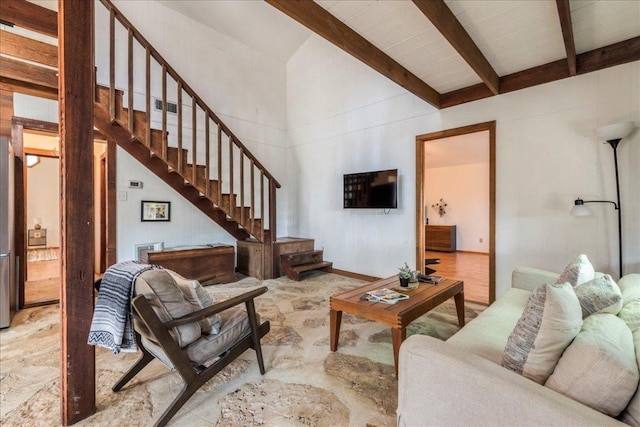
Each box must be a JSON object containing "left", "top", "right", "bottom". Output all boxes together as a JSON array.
[{"left": 397, "top": 267, "right": 640, "bottom": 426}]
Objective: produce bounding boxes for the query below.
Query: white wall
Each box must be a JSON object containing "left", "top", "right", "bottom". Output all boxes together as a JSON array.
[
  {"left": 26, "top": 156, "right": 59, "bottom": 247},
  {"left": 425, "top": 162, "right": 490, "bottom": 252},
  {"left": 287, "top": 34, "right": 640, "bottom": 297}
]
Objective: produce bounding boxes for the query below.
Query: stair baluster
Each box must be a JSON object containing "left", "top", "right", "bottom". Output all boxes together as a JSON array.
[{"left": 96, "top": 0, "right": 280, "bottom": 242}]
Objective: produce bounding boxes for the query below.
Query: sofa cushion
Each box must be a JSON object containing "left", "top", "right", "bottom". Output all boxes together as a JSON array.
[
  {"left": 574, "top": 274, "right": 623, "bottom": 318},
  {"left": 556, "top": 254, "right": 595, "bottom": 287},
  {"left": 545, "top": 314, "right": 639, "bottom": 417},
  {"left": 167, "top": 270, "right": 221, "bottom": 335},
  {"left": 134, "top": 269, "right": 201, "bottom": 347},
  {"left": 617, "top": 274, "right": 640, "bottom": 426},
  {"left": 447, "top": 288, "right": 530, "bottom": 364},
  {"left": 619, "top": 274, "right": 640, "bottom": 311},
  {"left": 501, "top": 282, "right": 583, "bottom": 384}
]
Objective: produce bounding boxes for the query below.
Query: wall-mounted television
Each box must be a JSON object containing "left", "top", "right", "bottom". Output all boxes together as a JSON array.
[{"left": 343, "top": 169, "right": 398, "bottom": 209}]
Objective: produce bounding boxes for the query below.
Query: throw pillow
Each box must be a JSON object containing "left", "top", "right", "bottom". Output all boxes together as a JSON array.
[
  {"left": 574, "top": 274, "right": 623, "bottom": 318},
  {"left": 556, "top": 254, "right": 595, "bottom": 287},
  {"left": 134, "top": 269, "right": 201, "bottom": 347},
  {"left": 501, "top": 282, "right": 583, "bottom": 384},
  {"left": 168, "top": 270, "right": 222, "bottom": 335},
  {"left": 545, "top": 314, "right": 639, "bottom": 417}
]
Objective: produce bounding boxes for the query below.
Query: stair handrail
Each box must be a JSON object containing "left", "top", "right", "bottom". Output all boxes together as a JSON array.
[{"left": 97, "top": 0, "right": 281, "bottom": 190}]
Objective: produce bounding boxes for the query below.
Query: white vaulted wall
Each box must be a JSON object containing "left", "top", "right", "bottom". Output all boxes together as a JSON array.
[{"left": 286, "top": 35, "right": 640, "bottom": 297}]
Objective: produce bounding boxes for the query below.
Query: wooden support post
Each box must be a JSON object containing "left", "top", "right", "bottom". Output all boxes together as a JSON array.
[{"left": 58, "top": 0, "right": 96, "bottom": 424}]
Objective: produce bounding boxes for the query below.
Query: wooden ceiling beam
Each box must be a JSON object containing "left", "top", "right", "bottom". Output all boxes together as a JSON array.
[
  {"left": 0, "top": 30, "right": 58, "bottom": 68},
  {"left": 555, "top": 0, "right": 577, "bottom": 76},
  {"left": 577, "top": 36, "right": 640, "bottom": 74},
  {"left": 0, "top": 57, "right": 58, "bottom": 89},
  {"left": 265, "top": 0, "right": 441, "bottom": 109},
  {"left": 0, "top": 0, "right": 57, "bottom": 38},
  {"left": 412, "top": 0, "right": 499, "bottom": 95},
  {"left": 0, "top": 79, "right": 58, "bottom": 100},
  {"left": 442, "top": 37, "right": 640, "bottom": 109}
]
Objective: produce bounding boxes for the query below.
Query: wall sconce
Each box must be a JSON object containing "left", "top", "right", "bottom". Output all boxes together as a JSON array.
[{"left": 571, "top": 121, "right": 635, "bottom": 278}]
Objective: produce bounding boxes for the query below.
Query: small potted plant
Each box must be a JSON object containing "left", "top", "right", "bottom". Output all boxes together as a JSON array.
[{"left": 398, "top": 262, "right": 414, "bottom": 287}]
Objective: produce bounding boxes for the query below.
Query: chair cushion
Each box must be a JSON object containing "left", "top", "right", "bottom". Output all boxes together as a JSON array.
[
  {"left": 167, "top": 270, "right": 221, "bottom": 335},
  {"left": 501, "top": 282, "right": 583, "bottom": 384},
  {"left": 545, "top": 313, "right": 639, "bottom": 417},
  {"left": 556, "top": 254, "right": 595, "bottom": 287},
  {"left": 185, "top": 307, "right": 253, "bottom": 365},
  {"left": 134, "top": 269, "right": 201, "bottom": 347},
  {"left": 574, "top": 274, "right": 623, "bottom": 318}
]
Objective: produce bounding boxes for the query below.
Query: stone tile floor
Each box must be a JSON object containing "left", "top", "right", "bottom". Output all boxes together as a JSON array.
[{"left": 1, "top": 273, "right": 482, "bottom": 426}]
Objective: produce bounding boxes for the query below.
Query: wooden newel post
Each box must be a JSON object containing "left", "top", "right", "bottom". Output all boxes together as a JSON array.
[{"left": 59, "top": 0, "right": 96, "bottom": 424}]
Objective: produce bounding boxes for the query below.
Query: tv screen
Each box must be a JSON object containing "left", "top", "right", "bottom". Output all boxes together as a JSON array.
[{"left": 343, "top": 169, "right": 398, "bottom": 209}]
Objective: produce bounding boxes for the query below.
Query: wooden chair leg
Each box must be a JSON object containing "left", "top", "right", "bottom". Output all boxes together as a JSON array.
[
  {"left": 112, "top": 349, "right": 154, "bottom": 392},
  {"left": 245, "top": 299, "right": 266, "bottom": 374},
  {"left": 154, "top": 381, "right": 201, "bottom": 427}
]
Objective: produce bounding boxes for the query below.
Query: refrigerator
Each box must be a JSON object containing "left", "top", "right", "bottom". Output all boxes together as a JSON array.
[{"left": 1, "top": 136, "right": 16, "bottom": 328}]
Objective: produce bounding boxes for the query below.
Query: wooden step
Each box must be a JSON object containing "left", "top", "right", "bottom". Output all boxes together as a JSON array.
[
  {"left": 287, "top": 261, "right": 333, "bottom": 281},
  {"left": 281, "top": 250, "right": 323, "bottom": 266},
  {"left": 281, "top": 250, "right": 332, "bottom": 281}
]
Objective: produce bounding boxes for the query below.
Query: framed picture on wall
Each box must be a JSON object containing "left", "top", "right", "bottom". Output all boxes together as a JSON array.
[{"left": 141, "top": 201, "right": 171, "bottom": 222}]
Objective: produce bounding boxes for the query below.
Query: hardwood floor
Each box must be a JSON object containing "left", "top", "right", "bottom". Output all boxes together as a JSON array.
[
  {"left": 25, "top": 259, "right": 60, "bottom": 305},
  {"left": 425, "top": 250, "right": 489, "bottom": 305}
]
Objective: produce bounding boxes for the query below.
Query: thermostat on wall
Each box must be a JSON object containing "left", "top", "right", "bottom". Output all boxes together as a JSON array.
[{"left": 128, "top": 180, "right": 143, "bottom": 189}]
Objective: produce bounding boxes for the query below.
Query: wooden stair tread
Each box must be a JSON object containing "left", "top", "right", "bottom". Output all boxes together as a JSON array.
[
  {"left": 291, "top": 261, "right": 332, "bottom": 273},
  {"left": 282, "top": 249, "right": 323, "bottom": 259}
]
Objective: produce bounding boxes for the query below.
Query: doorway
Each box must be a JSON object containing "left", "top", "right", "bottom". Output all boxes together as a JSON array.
[
  {"left": 415, "top": 121, "right": 496, "bottom": 305},
  {"left": 24, "top": 140, "right": 60, "bottom": 305},
  {"left": 12, "top": 118, "right": 111, "bottom": 308}
]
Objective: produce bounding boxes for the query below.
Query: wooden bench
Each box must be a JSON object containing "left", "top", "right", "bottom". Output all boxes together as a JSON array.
[{"left": 280, "top": 250, "right": 333, "bottom": 281}]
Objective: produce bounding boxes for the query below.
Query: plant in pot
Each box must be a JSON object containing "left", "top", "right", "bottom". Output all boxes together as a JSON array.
[{"left": 398, "top": 263, "right": 414, "bottom": 287}]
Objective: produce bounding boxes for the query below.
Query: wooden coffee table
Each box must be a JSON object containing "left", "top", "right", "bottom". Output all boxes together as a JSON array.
[{"left": 329, "top": 276, "right": 465, "bottom": 376}]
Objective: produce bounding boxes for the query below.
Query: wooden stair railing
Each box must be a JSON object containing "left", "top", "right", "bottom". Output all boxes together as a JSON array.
[{"left": 95, "top": 0, "right": 280, "bottom": 243}]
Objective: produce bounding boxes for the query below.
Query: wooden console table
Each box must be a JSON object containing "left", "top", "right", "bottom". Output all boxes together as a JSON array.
[
  {"left": 425, "top": 225, "right": 456, "bottom": 252},
  {"left": 140, "top": 244, "right": 235, "bottom": 285}
]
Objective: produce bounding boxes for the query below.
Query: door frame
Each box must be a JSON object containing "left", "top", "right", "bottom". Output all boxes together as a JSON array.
[
  {"left": 11, "top": 117, "right": 114, "bottom": 307},
  {"left": 415, "top": 121, "right": 496, "bottom": 304}
]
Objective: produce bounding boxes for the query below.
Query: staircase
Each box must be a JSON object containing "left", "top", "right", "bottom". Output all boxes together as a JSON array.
[
  {"left": 280, "top": 250, "right": 333, "bottom": 281},
  {"left": 93, "top": 0, "right": 279, "bottom": 243}
]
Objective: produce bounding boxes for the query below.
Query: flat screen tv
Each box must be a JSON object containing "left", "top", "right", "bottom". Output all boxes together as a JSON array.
[{"left": 343, "top": 169, "right": 398, "bottom": 209}]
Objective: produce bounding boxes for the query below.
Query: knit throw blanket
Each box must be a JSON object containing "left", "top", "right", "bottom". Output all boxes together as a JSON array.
[{"left": 88, "top": 261, "right": 157, "bottom": 354}]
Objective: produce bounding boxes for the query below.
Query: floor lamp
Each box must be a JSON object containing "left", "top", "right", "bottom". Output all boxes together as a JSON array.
[{"left": 570, "top": 121, "right": 635, "bottom": 279}]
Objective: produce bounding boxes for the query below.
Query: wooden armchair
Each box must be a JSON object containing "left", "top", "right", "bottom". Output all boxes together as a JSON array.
[{"left": 112, "top": 269, "right": 270, "bottom": 427}]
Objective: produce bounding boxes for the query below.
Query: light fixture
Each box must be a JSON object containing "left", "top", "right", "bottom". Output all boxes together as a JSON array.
[{"left": 571, "top": 121, "right": 635, "bottom": 278}]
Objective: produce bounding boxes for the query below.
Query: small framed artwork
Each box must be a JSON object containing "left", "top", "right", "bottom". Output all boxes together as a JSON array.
[{"left": 141, "top": 201, "right": 171, "bottom": 222}]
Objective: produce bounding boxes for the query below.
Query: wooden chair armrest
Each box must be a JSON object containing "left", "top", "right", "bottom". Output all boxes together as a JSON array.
[{"left": 164, "top": 286, "right": 268, "bottom": 328}]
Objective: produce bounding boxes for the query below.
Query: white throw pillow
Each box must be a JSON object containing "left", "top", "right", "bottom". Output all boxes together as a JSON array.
[
  {"left": 546, "top": 314, "right": 639, "bottom": 417},
  {"left": 501, "top": 282, "right": 583, "bottom": 384},
  {"left": 556, "top": 254, "right": 595, "bottom": 287},
  {"left": 574, "top": 274, "right": 623, "bottom": 318},
  {"left": 168, "top": 271, "right": 222, "bottom": 335}
]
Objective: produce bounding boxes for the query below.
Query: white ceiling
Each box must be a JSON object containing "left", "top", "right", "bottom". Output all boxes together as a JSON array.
[
  {"left": 425, "top": 131, "right": 490, "bottom": 169},
  {"left": 25, "top": 0, "right": 640, "bottom": 98},
  {"left": 157, "top": 0, "right": 312, "bottom": 63},
  {"left": 158, "top": 0, "right": 639, "bottom": 95}
]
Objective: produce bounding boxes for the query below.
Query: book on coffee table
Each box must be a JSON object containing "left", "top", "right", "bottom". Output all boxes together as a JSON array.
[{"left": 364, "top": 288, "right": 409, "bottom": 304}]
